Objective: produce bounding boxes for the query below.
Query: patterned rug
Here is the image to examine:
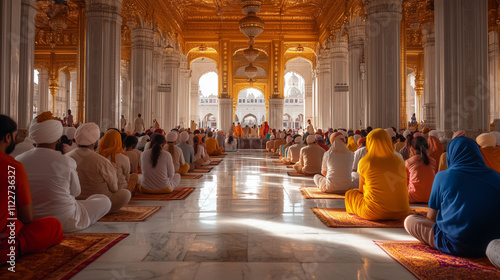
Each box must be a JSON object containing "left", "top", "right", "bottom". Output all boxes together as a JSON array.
[
  {"left": 287, "top": 171, "right": 315, "bottom": 177},
  {"left": 189, "top": 168, "right": 211, "bottom": 173},
  {"left": 131, "top": 187, "right": 195, "bottom": 200},
  {"left": 181, "top": 174, "right": 203, "bottom": 179},
  {"left": 98, "top": 206, "right": 162, "bottom": 222},
  {"left": 210, "top": 154, "right": 227, "bottom": 158},
  {"left": 300, "top": 187, "right": 345, "bottom": 199},
  {"left": 271, "top": 155, "right": 280, "bottom": 158},
  {"left": 209, "top": 160, "right": 222, "bottom": 166},
  {"left": 375, "top": 241, "right": 500, "bottom": 280},
  {"left": 0, "top": 233, "right": 128, "bottom": 280},
  {"left": 311, "top": 207, "right": 428, "bottom": 228}
]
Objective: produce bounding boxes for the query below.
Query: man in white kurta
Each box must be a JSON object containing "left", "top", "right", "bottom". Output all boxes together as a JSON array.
[
  {"left": 293, "top": 135, "right": 326, "bottom": 175},
  {"left": 134, "top": 114, "right": 146, "bottom": 134},
  {"left": 285, "top": 136, "right": 304, "bottom": 164},
  {"left": 67, "top": 123, "right": 131, "bottom": 213},
  {"left": 16, "top": 114, "right": 111, "bottom": 232},
  {"left": 314, "top": 133, "right": 354, "bottom": 193}
]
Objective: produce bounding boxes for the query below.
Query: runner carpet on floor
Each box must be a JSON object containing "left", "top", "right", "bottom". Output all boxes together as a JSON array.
[
  {"left": 287, "top": 171, "right": 315, "bottom": 177},
  {"left": 98, "top": 206, "right": 162, "bottom": 222},
  {"left": 375, "top": 241, "right": 500, "bottom": 280},
  {"left": 311, "top": 207, "right": 428, "bottom": 228},
  {"left": 131, "top": 187, "right": 195, "bottom": 200},
  {"left": 299, "top": 187, "right": 345, "bottom": 199},
  {"left": 0, "top": 233, "right": 128, "bottom": 280},
  {"left": 181, "top": 174, "right": 203, "bottom": 179}
]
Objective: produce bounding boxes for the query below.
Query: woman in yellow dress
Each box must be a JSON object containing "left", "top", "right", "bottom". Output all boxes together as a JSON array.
[{"left": 345, "top": 128, "right": 410, "bottom": 220}]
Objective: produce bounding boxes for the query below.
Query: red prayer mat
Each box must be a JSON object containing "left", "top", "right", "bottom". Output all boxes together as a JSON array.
[
  {"left": 98, "top": 206, "right": 162, "bottom": 222},
  {"left": 311, "top": 207, "right": 428, "bottom": 228},
  {"left": 375, "top": 241, "right": 500, "bottom": 280},
  {"left": 131, "top": 187, "right": 195, "bottom": 200},
  {"left": 0, "top": 233, "right": 128, "bottom": 280},
  {"left": 299, "top": 187, "right": 345, "bottom": 199},
  {"left": 189, "top": 168, "right": 211, "bottom": 173},
  {"left": 181, "top": 174, "right": 203, "bottom": 179},
  {"left": 287, "top": 171, "right": 315, "bottom": 177}
]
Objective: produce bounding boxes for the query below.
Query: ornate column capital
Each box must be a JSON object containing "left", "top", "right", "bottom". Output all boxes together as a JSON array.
[
  {"left": 331, "top": 34, "right": 348, "bottom": 58},
  {"left": 422, "top": 23, "right": 435, "bottom": 47},
  {"left": 348, "top": 16, "right": 366, "bottom": 48},
  {"left": 21, "top": 0, "right": 36, "bottom": 9},
  {"left": 131, "top": 27, "right": 154, "bottom": 50},
  {"left": 366, "top": 0, "right": 402, "bottom": 21}
]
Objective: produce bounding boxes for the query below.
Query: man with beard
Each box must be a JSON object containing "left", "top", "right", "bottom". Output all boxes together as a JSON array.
[{"left": 0, "top": 114, "right": 63, "bottom": 264}]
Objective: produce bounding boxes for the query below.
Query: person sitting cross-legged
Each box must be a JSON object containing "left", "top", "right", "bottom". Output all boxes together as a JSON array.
[
  {"left": 205, "top": 131, "right": 225, "bottom": 156},
  {"left": 164, "top": 132, "right": 190, "bottom": 175},
  {"left": 293, "top": 135, "right": 326, "bottom": 175},
  {"left": 140, "top": 134, "right": 181, "bottom": 194},
  {"left": 404, "top": 137, "right": 500, "bottom": 257},
  {"left": 314, "top": 132, "right": 354, "bottom": 194},
  {"left": 67, "top": 123, "right": 131, "bottom": 213},
  {"left": 16, "top": 112, "right": 111, "bottom": 232},
  {"left": 0, "top": 114, "right": 63, "bottom": 263},
  {"left": 345, "top": 129, "right": 410, "bottom": 221}
]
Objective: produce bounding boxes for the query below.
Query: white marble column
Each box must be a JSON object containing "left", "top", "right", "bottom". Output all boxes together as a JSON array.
[
  {"left": 120, "top": 60, "right": 131, "bottom": 123},
  {"left": 435, "top": 0, "right": 488, "bottom": 137},
  {"left": 70, "top": 70, "right": 78, "bottom": 117},
  {"left": 268, "top": 98, "right": 284, "bottom": 130},
  {"left": 218, "top": 98, "right": 233, "bottom": 132},
  {"left": 331, "top": 34, "right": 349, "bottom": 129},
  {"left": 422, "top": 23, "right": 436, "bottom": 129},
  {"left": 365, "top": 0, "right": 402, "bottom": 129},
  {"left": 17, "top": 0, "right": 36, "bottom": 129},
  {"left": 304, "top": 84, "right": 313, "bottom": 126},
  {"left": 85, "top": 0, "right": 122, "bottom": 131},
  {"left": 131, "top": 26, "right": 153, "bottom": 128},
  {"left": 317, "top": 46, "right": 332, "bottom": 130},
  {"left": 179, "top": 58, "right": 191, "bottom": 129},
  {"left": 190, "top": 83, "right": 200, "bottom": 125},
  {"left": 163, "top": 53, "right": 181, "bottom": 130},
  {"left": 348, "top": 16, "right": 366, "bottom": 130},
  {"left": 488, "top": 30, "right": 499, "bottom": 123},
  {"left": 0, "top": 0, "right": 21, "bottom": 120},
  {"left": 151, "top": 46, "right": 162, "bottom": 126},
  {"left": 38, "top": 69, "right": 50, "bottom": 113}
]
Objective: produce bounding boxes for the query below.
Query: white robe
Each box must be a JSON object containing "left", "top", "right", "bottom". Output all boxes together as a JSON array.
[{"left": 140, "top": 149, "right": 181, "bottom": 191}]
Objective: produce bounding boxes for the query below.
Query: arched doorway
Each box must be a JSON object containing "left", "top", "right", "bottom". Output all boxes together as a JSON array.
[
  {"left": 235, "top": 88, "right": 266, "bottom": 128},
  {"left": 284, "top": 71, "right": 305, "bottom": 130},
  {"left": 203, "top": 113, "right": 217, "bottom": 129},
  {"left": 197, "top": 70, "right": 219, "bottom": 129}
]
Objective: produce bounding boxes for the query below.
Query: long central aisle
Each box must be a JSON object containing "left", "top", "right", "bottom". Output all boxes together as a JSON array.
[{"left": 74, "top": 150, "right": 416, "bottom": 280}]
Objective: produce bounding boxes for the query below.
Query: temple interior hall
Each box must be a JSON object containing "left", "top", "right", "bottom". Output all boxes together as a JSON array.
[{"left": 1, "top": 0, "right": 500, "bottom": 279}]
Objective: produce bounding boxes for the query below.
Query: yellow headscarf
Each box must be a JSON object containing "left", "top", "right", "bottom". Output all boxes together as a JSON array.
[
  {"left": 98, "top": 129, "right": 124, "bottom": 163},
  {"left": 346, "top": 136, "right": 358, "bottom": 152},
  {"left": 357, "top": 128, "right": 409, "bottom": 219}
]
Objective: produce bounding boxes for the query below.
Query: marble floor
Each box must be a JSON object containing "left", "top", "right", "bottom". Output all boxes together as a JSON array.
[{"left": 74, "top": 150, "right": 419, "bottom": 280}]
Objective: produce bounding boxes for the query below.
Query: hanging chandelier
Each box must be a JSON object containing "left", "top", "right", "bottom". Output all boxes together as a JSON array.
[
  {"left": 296, "top": 44, "right": 304, "bottom": 53},
  {"left": 241, "top": 0, "right": 263, "bottom": 15},
  {"left": 239, "top": 12, "right": 264, "bottom": 44},
  {"left": 243, "top": 45, "right": 259, "bottom": 63},
  {"left": 245, "top": 63, "right": 258, "bottom": 79}
]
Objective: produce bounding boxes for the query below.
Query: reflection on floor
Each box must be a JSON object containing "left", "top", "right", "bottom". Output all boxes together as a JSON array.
[{"left": 74, "top": 150, "right": 417, "bottom": 280}]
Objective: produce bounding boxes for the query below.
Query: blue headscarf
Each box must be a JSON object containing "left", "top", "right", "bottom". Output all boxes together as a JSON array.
[{"left": 447, "top": 137, "right": 486, "bottom": 170}]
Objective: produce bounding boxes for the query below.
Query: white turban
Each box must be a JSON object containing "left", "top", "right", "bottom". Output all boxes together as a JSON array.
[
  {"left": 315, "top": 134, "right": 323, "bottom": 141},
  {"left": 340, "top": 130, "right": 347, "bottom": 138},
  {"left": 280, "top": 133, "right": 286, "bottom": 139},
  {"left": 385, "top": 128, "right": 396, "bottom": 138},
  {"left": 270, "top": 135, "right": 275, "bottom": 140},
  {"left": 74, "top": 123, "right": 100, "bottom": 146},
  {"left": 353, "top": 134, "right": 361, "bottom": 143},
  {"left": 476, "top": 133, "right": 496, "bottom": 148},
  {"left": 403, "top": 130, "right": 411, "bottom": 138},
  {"left": 29, "top": 119, "right": 63, "bottom": 144},
  {"left": 491, "top": 131, "right": 500, "bottom": 147},
  {"left": 166, "top": 132, "right": 178, "bottom": 142},
  {"left": 63, "top": 127, "right": 77, "bottom": 140},
  {"left": 137, "top": 135, "right": 149, "bottom": 148},
  {"left": 429, "top": 130, "right": 439, "bottom": 137},
  {"left": 294, "top": 136, "right": 303, "bottom": 144},
  {"left": 286, "top": 136, "right": 293, "bottom": 143},
  {"left": 179, "top": 131, "right": 189, "bottom": 142},
  {"left": 306, "top": 135, "right": 316, "bottom": 144}
]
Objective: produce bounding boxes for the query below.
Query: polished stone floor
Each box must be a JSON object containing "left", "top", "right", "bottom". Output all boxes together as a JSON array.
[{"left": 74, "top": 150, "right": 418, "bottom": 280}]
